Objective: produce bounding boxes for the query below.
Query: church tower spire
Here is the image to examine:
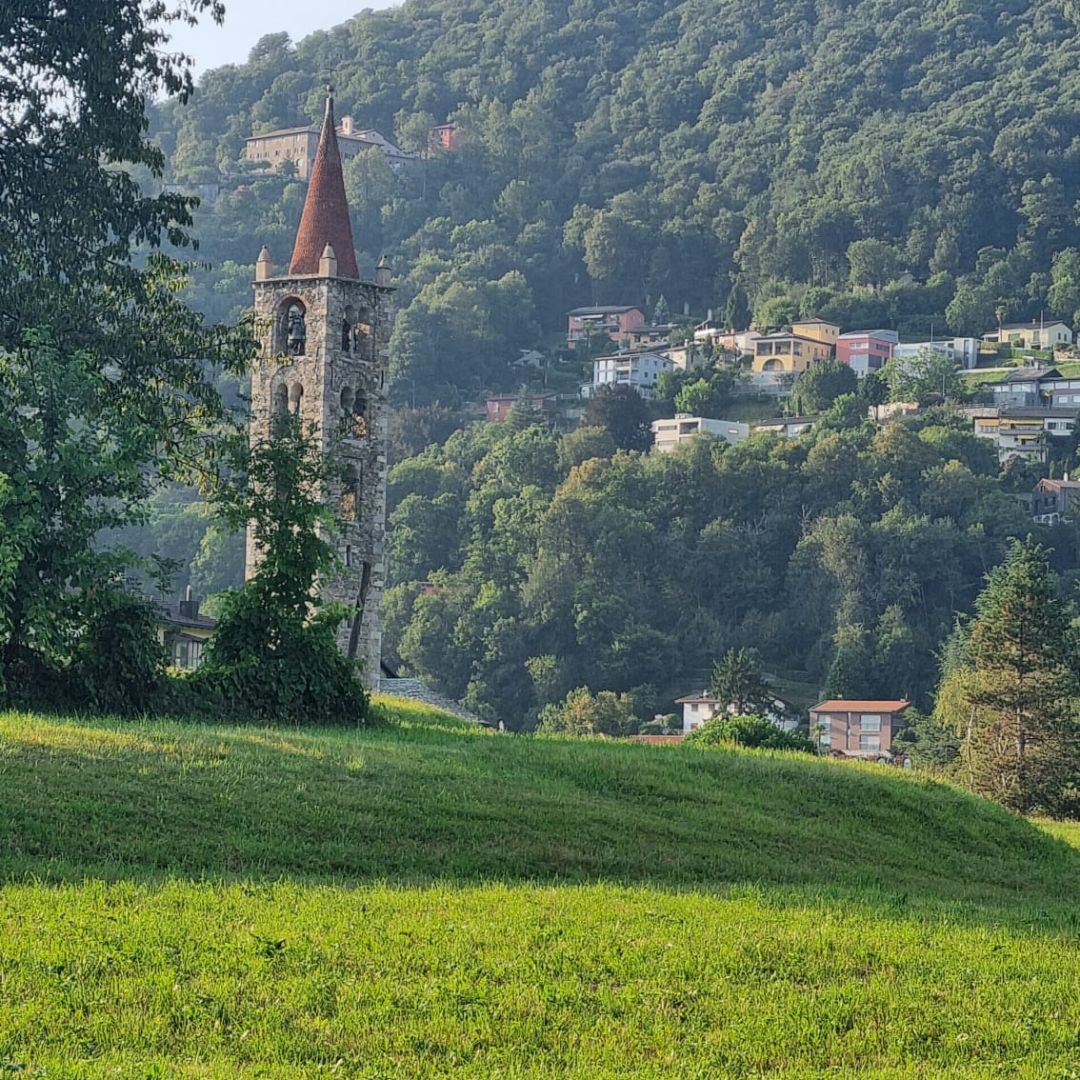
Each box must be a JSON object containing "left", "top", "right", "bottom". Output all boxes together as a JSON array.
[
  {"left": 247, "top": 89, "right": 395, "bottom": 687},
  {"left": 289, "top": 88, "right": 360, "bottom": 279}
]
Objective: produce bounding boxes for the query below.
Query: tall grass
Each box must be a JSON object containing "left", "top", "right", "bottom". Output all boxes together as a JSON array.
[{"left": 1, "top": 705, "right": 1079, "bottom": 1076}]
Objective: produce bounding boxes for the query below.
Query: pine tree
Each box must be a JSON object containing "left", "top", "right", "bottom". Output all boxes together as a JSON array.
[
  {"left": 710, "top": 648, "right": 773, "bottom": 715},
  {"left": 506, "top": 386, "right": 544, "bottom": 431},
  {"left": 722, "top": 284, "right": 751, "bottom": 331},
  {"left": 961, "top": 539, "right": 1080, "bottom": 814}
]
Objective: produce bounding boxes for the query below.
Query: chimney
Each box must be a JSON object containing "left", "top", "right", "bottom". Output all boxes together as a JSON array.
[
  {"left": 255, "top": 245, "right": 274, "bottom": 281},
  {"left": 319, "top": 242, "right": 338, "bottom": 277},
  {"left": 178, "top": 586, "right": 199, "bottom": 621},
  {"left": 375, "top": 254, "right": 392, "bottom": 287}
]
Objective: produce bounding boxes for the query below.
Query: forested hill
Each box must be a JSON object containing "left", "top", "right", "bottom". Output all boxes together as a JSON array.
[{"left": 156, "top": 0, "right": 1080, "bottom": 401}]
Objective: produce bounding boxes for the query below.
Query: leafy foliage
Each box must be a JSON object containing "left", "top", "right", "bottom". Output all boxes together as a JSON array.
[
  {"left": 686, "top": 714, "right": 815, "bottom": 754},
  {"left": 384, "top": 409, "right": 1044, "bottom": 728},
  {"left": 69, "top": 592, "right": 167, "bottom": 716},
  {"left": 709, "top": 648, "right": 775, "bottom": 717},
  {"left": 583, "top": 385, "right": 653, "bottom": 451},
  {"left": 537, "top": 686, "right": 640, "bottom": 737},
  {"left": 790, "top": 360, "right": 858, "bottom": 416},
  {"left": 0, "top": 4, "right": 253, "bottom": 700},
  {"left": 193, "top": 415, "right": 368, "bottom": 726},
  {"left": 887, "top": 348, "right": 967, "bottom": 405}
]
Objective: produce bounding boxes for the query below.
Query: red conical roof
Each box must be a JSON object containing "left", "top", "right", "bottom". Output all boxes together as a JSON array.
[{"left": 289, "top": 92, "right": 360, "bottom": 278}]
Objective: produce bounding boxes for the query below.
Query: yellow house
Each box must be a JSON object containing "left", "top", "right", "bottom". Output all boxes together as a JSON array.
[
  {"left": 791, "top": 318, "right": 841, "bottom": 348},
  {"left": 983, "top": 321, "right": 1073, "bottom": 351},
  {"left": 154, "top": 592, "right": 216, "bottom": 670},
  {"left": 752, "top": 333, "right": 834, "bottom": 374}
]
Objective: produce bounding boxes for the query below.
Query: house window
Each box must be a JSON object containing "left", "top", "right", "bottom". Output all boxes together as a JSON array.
[
  {"left": 172, "top": 639, "right": 203, "bottom": 670},
  {"left": 859, "top": 734, "right": 881, "bottom": 752},
  {"left": 859, "top": 715, "right": 881, "bottom": 732},
  {"left": 819, "top": 734, "right": 832, "bottom": 748}
]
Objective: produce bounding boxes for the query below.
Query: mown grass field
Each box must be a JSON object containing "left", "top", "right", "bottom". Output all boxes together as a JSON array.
[{"left": 2, "top": 702, "right": 1080, "bottom": 1077}]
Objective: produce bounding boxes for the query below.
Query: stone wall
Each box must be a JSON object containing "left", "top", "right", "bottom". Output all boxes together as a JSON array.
[{"left": 249, "top": 271, "right": 393, "bottom": 686}]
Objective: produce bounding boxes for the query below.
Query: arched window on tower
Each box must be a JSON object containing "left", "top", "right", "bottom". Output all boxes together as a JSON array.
[
  {"left": 340, "top": 464, "right": 360, "bottom": 522},
  {"left": 289, "top": 381, "right": 304, "bottom": 415},
  {"left": 277, "top": 297, "right": 307, "bottom": 356},
  {"left": 280, "top": 300, "right": 306, "bottom": 358},
  {"left": 339, "top": 386, "right": 355, "bottom": 435},
  {"left": 353, "top": 390, "right": 368, "bottom": 440}
]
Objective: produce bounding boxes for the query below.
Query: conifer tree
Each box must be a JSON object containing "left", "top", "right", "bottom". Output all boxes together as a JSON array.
[
  {"left": 958, "top": 539, "right": 1080, "bottom": 814},
  {"left": 710, "top": 648, "right": 773, "bottom": 716}
]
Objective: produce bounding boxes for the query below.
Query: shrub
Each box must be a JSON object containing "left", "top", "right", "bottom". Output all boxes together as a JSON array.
[
  {"left": 69, "top": 591, "right": 166, "bottom": 715},
  {"left": 686, "top": 713, "right": 816, "bottom": 753},
  {"left": 190, "top": 412, "right": 369, "bottom": 727},
  {"left": 537, "top": 687, "right": 640, "bottom": 737},
  {"left": 192, "top": 587, "right": 367, "bottom": 727}
]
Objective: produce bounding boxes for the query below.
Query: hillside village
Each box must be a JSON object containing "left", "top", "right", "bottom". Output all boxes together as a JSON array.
[{"left": 10, "top": 2, "right": 1080, "bottom": 1075}]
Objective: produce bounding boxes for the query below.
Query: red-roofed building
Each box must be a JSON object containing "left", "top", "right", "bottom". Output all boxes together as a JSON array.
[
  {"left": 567, "top": 305, "right": 646, "bottom": 350},
  {"left": 809, "top": 700, "right": 911, "bottom": 758}
]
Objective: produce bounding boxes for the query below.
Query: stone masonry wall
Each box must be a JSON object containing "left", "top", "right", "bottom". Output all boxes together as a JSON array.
[{"left": 249, "top": 271, "right": 393, "bottom": 687}]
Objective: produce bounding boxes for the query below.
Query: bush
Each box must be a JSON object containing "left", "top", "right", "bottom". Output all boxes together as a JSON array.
[
  {"left": 191, "top": 587, "right": 368, "bottom": 727},
  {"left": 537, "top": 686, "right": 640, "bottom": 737},
  {"left": 69, "top": 591, "right": 167, "bottom": 715},
  {"left": 686, "top": 714, "right": 816, "bottom": 753}
]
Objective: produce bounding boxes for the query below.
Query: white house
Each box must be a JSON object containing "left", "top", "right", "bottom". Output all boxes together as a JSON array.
[
  {"left": 674, "top": 692, "right": 798, "bottom": 735},
  {"left": 753, "top": 416, "right": 817, "bottom": 438},
  {"left": 592, "top": 351, "right": 674, "bottom": 400},
  {"left": 894, "top": 338, "right": 981, "bottom": 370},
  {"left": 651, "top": 416, "right": 749, "bottom": 453}
]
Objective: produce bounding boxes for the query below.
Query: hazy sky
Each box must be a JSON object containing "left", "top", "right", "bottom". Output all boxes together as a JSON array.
[{"left": 168, "top": 0, "right": 398, "bottom": 74}]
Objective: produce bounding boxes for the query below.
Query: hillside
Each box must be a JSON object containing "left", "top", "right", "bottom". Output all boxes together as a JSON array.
[
  {"left": 3, "top": 707, "right": 1080, "bottom": 1075},
  {"left": 155, "top": 0, "right": 1080, "bottom": 402}
]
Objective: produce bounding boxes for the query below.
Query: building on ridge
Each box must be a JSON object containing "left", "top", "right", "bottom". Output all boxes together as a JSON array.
[
  {"left": 247, "top": 88, "right": 394, "bottom": 686},
  {"left": 244, "top": 114, "right": 414, "bottom": 179}
]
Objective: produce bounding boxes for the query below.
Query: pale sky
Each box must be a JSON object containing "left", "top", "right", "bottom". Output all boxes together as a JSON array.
[{"left": 168, "top": 0, "right": 399, "bottom": 74}]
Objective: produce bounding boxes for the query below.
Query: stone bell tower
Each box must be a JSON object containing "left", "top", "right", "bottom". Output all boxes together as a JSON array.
[{"left": 247, "top": 88, "right": 394, "bottom": 685}]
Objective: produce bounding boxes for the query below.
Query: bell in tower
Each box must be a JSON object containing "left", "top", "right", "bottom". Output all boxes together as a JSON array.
[{"left": 248, "top": 87, "right": 394, "bottom": 686}]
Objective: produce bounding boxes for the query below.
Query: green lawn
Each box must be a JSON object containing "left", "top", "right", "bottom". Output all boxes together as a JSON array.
[{"left": 2, "top": 706, "right": 1080, "bottom": 1077}]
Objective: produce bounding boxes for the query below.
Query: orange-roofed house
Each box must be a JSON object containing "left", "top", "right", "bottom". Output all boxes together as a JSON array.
[{"left": 809, "top": 700, "right": 911, "bottom": 758}]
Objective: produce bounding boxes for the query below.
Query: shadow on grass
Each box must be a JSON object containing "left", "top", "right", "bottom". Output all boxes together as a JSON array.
[{"left": 2, "top": 713, "right": 1079, "bottom": 930}]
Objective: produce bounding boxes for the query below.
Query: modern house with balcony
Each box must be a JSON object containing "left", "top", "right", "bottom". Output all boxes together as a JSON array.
[
  {"left": 651, "top": 416, "right": 750, "bottom": 452},
  {"left": 591, "top": 350, "right": 673, "bottom": 399}
]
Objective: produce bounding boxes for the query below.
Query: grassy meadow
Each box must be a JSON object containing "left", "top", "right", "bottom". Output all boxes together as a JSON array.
[{"left": 2, "top": 703, "right": 1080, "bottom": 1077}]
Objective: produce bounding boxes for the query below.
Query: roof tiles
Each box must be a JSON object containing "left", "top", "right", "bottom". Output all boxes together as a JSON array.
[{"left": 289, "top": 94, "right": 359, "bottom": 279}]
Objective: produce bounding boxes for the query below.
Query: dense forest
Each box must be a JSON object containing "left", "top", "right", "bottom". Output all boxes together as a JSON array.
[
  {"left": 155, "top": 0, "right": 1080, "bottom": 403},
  {"left": 381, "top": 401, "right": 1080, "bottom": 727},
  {"left": 138, "top": 0, "right": 1080, "bottom": 719}
]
